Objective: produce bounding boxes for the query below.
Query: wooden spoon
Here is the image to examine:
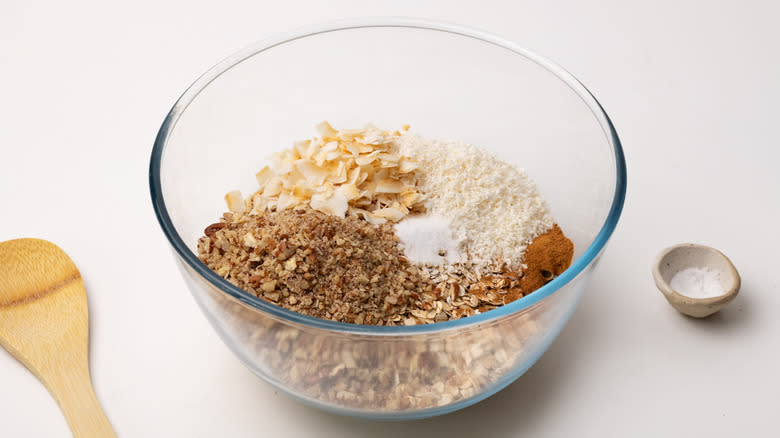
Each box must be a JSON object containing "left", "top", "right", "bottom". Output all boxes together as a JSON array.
[{"left": 0, "top": 238, "right": 116, "bottom": 437}]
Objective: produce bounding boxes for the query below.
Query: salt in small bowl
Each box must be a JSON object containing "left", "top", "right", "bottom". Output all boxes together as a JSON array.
[{"left": 652, "top": 243, "right": 740, "bottom": 318}]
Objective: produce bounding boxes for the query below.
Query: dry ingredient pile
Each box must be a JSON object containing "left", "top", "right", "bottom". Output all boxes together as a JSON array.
[
  {"left": 395, "top": 133, "right": 553, "bottom": 268},
  {"left": 198, "top": 122, "right": 574, "bottom": 325},
  {"left": 670, "top": 267, "right": 725, "bottom": 299}
]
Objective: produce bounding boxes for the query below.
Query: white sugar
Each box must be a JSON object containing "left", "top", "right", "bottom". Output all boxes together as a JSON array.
[
  {"left": 394, "top": 215, "right": 463, "bottom": 265},
  {"left": 670, "top": 267, "right": 725, "bottom": 299}
]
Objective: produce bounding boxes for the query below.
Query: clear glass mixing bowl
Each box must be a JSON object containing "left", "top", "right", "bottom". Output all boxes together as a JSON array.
[{"left": 149, "top": 18, "right": 626, "bottom": 420}]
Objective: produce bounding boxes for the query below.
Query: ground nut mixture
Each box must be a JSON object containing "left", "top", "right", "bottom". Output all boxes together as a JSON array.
[
  {"left": 198, "top": 208, "right": 551, "bottom": 325},
  {"left": 198, "top": 123, "right": 574, "bottom": 325},
  {"left": 198, "top": 208, "right": 432, "bottom": 325}
]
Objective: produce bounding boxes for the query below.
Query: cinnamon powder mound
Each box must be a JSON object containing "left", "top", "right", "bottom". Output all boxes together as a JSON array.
[{"left": 519, "top": 224, "right": 574, "bottom": 293}]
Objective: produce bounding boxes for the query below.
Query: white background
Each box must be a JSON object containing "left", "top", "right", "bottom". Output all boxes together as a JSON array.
[{"left": 1, "top": 0, "right": 779, "bottom": 436}]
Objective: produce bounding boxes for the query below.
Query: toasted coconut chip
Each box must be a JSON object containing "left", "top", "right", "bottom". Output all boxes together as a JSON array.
[
  {"left": 374, "top": 168, "right": 390, "bottom": 181},
  {"left": 296, "top": 160, "right": 330, "bottom": 185},
  {"left": 293, "top": 140, "right": 310, "bottom": 158},
  {"left": 327, "top": 161, "right": 347, "bottom": 184},
  {"left": 361, "top": 181, "right": 377, "bottom": 194},
  {"left": 262, "top": 177, "right": 283, "bottom": 197},
  {"left": 359, "top": 131, "right": 388, "bottom": 145},
  {"left": 225, "top": 190, "right": 246, "bottom": 213},
  {"left": 312, "top": 150, "right": 327, "bottom": 167},
  {"left": 324, "top": 150, "right": 341, "bottom": 162},
  {"left": 276, "top": 192, "right": 298, "bottom": 211},
  {"left": 377, "top": 153, "right": 399, "bottom": 163},
  {"left": 281, "top": 168, "right": 304, "bottom": 190},
  {"left": 292, "top": 182, "right": 315, "bottom": 199},
  {"left": 275, "top": 160, "right": 294, "bottom": 176},
  {"left": 375, "top": 179, "right": 405, "bottom": 194},
  {"left": 304, "top": 139, "right": 318, "bottom": 159},
  {"left": 355, "top": 170, "right": 369, "bottom": 185},
  {"left": 372, "top": 206, "right": 405, "bottom": 222},
  {"left": 345, "top": 142, "right": 361, "bottom": 156},
  {"left": 316, "top": 120, "right": 337, "bottom": 137},
  {"left": 336, "top": 128, "right": 366, "bottom": 140},
  {"left": 250, "top": 194, "right": 268, "bottom": 214},
  {"left": 354, "top": 143, "right": 375, "bottom": 153},
  {"left": 322, "top": 141, "right": 339, "bottom": 152},
  {"left": 400, "top": 190, "right": 420, "bottom": 207},
  {"left": 237, "top": 122, "right": 425, "bottom": 222},
  {"left": 255, "top": 166, "right": 274, "bottom": 186},
  {"left": 347, "top": 167, "right": 361, "bottom": 185},
  {"left": 338, "top": 183, "right": 361, "bottom": 201},
  {"left": 353, "top": 197, "right": 372, "bottom": 206},
  {"left": 398, "top": 158, "right": 418, "bottom": 173},
  {"left": 355, "top": 150, "right": 381, "bottom": 166},
  {"left": 311, "top": 190, "right": 348, "bottom": 217},
  {"left": 353, "top": 208, "right": 387, "bottom": 225}
]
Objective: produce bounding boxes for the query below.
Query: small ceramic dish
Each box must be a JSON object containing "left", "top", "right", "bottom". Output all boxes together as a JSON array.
[{"left": 652, "top": 243, "right": 740, "bottom": 318}]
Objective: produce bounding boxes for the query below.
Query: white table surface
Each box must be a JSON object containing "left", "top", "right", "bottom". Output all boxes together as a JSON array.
[{"left": 2, "top": 1, "right": 779, "bottom": 436}]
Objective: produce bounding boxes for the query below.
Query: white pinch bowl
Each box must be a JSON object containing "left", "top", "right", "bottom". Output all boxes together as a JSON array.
[{"left": 652, "top": 243, "right": 740, "bottom": 318}]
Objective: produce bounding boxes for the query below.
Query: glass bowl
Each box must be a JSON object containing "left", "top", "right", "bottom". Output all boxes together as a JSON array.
[{"left": 149, "top": 18, "right": 626, "bottom": 420}]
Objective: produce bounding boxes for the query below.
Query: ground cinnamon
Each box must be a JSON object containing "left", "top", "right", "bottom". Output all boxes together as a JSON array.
[{"left": 520, "top": 224, "right": 574, "bottom": 293}]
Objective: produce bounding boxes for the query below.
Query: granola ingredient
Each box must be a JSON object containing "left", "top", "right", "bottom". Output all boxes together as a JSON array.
[
  {"left": 229, "top": 122, "right": 425, "bottom": 224},
  {"left": 670, "top": 267, "right": 724, "bottom": 298},
  {"left": 393, "top": 214, "right": 463, "bottom": 265},
  {"left": 519, "top": 224, "right": 574, "bottom": 292},
  {"left": 204, "top": 124, "right": 576, "bottom": 326},
  {"left": 221, "top": 294, "right": 542, "bottom": 411},
  {"left": 395, "top": 133, "right": 554, "bottom": 269},
  {"left": 197, "top": 208, "right": 437, "bottom": 325},
  {"left": 198, "top": 208, "right": 568, "bottom": 325},
  {"left": 198, "top": 210, "right": 572, "bottom": 325}
]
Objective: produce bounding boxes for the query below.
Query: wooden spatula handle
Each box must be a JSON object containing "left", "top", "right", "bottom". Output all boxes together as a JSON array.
[{"left": 44, "top": 362, "right": 116, "bottom": 438}]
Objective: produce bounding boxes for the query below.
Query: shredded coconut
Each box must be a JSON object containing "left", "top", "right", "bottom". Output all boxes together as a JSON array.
[{"left": 395, "top": 133, "right": 553, "bottom": 268}]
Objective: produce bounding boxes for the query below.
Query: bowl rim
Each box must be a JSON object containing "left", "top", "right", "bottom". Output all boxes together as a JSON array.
[{"left": 149, "top": 17, "right": 627, "bottom": 335}]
